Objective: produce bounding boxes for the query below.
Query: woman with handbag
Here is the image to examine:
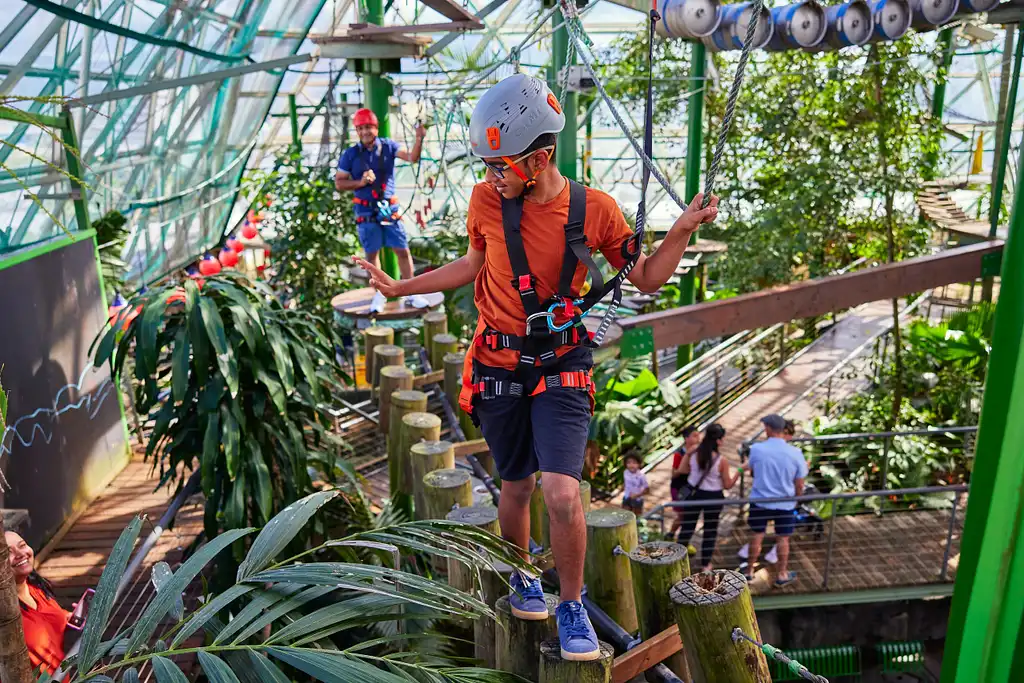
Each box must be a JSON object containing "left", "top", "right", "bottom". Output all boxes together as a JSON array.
[{"left": 675, "top": 423, "right": 739, "bottom": 572}]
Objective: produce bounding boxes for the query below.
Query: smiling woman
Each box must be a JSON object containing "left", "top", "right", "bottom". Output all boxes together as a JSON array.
[{"left": 5, "top": 532, "right": 71, "bottom": 675}]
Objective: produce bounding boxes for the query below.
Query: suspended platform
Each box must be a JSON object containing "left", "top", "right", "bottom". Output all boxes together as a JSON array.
[{"left": 917, "top": 179, "right": 1005, "bottom": 242}]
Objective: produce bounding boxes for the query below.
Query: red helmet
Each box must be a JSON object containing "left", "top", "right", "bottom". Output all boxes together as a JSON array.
[{"left": 352, "top": 108, "right": 379, "bottom": 128}]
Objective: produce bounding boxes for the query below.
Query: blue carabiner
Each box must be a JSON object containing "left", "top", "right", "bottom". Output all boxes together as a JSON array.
[{"left": 547, "top": 298, "right": 586, "bottom": 332}]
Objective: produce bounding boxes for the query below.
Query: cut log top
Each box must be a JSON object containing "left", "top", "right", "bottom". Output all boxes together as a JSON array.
[
  {"left": 411, "top": 439, "right": 452, "bottom": 457},
  {"left": 423, "top": 468, "right": 471, "bottom": 490},
  {"left": 380, "top": 365, "right": 413, "bottom": 379},
  {"left": 392, "top": 389, "right": 428, "bottom": 405},
  {"left": 433, "top": 333, "right": 458, "bottom": 344},
  {"left": 403, "top": 412, "right": 442, "bottom": 429},
  {"left": 446, "top": 505, "right": 499, "bottom": 526},
  {"left": 364, "top": 325, "right": 393, "bottom": 340},
  {"left": 374, "top": 344, "right": 404, "bottom": 357},
  {"left": 628, "top": 541, "right": 688, "bottom": 566},
  {"left": 332, "top": 287, "right": 444, "bottom": 320},
  {"left": 670, "top": 569, "right": 747, "bottom": 607},
  {"left": 586, "top": 508, "right": 636, "bottom": 529},
  {"left": 423, "top": 310, "right": 447, "bottom": 325},
  {"left": 496, "top": 593, "right": 559, "bottom": 618}
]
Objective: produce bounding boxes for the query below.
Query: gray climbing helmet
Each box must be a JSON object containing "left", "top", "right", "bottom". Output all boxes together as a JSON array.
[{"left": 468, "top": 73, "right": 565, "bottom": 158}]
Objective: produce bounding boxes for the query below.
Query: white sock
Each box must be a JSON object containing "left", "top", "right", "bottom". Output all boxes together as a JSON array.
[
  {"left": 369, "top": 290, "right": 386, "bottom": 313},
  {"left": 406, "top": 294, "right": 430, "bottom": 309}
]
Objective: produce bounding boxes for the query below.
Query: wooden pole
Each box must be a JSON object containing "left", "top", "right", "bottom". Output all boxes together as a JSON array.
[
  {"left": 629, "top": 542, "right": 691, "bottom": 678},
  {"left": 533, "top": 479, "right": 593, "bottom": 551},
  {"left": 422, "top": 310, "right": 448, "bottom": 359},
  {"left": 387, "top": 390, "right": 428, "bottom": 517},
  {"left": 371, "top": 344, "right": 404, "bottom": 390},
  {"left": 421, "top": 468, "right": 473, "bottom": 521},
  {"left": 539, "top": 639, "right": 614, "bottom": 683},
  {"left": 579, "top": 480, "right": 592, "bottom": 512},
  {"left": 411, "top": 439, "right": 454, "bottom": 521},
  {"left": 363, "top": 325, "right": 394, "bottom": 388},
  {"left": 495, "top": 593, "right": 559, "bottom": 681},
  {"left": 378, "top": 365, "right": 413, "bottom": 433},
  {"left": 584, "top": 508, "right": 639, "bottom": 633},
  {"left": 402, "top": 413, "right": 442, "bottom": 517},
  {"left": 430, "top": 333, "right": 459, "bottom": 374},
  {"left": 476, "top": 560, "right": 514, "bottom": 668},
  {"left": 670, "top": 570, "right": 771, "bottom": 683},
  {"left": 446, "top": 506, "right": 500, "bottom": 631},
  {"left": 442, "top": 351, "right": 464, "bottom": 407}
]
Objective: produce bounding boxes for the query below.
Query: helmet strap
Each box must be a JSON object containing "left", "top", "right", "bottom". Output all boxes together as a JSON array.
[{"left": 502, "top": 149, "right": 550, "bottom": 197}]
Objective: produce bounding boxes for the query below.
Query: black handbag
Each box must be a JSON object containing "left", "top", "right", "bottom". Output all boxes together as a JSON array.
[{"left": 675, "top": 455, "right": 719, "bottom": 501}]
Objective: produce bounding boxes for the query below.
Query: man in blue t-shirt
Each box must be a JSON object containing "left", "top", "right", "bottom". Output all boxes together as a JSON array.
[
  {"left": 745, "top": 414, "right": 807, "bottom": 587},
  {"left": 335, "top": 108, "right": 426, "bottom": 309}
]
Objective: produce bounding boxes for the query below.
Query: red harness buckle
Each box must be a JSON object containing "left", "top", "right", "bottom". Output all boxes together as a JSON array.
[{"left": 518, "top": 275, "right": 533, "bottom": 292}]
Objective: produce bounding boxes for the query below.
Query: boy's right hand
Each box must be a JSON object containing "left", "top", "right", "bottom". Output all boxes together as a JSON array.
[
  {"left": 356, "top": 258, "right": 405, "bottom": 298},
  {"left": 361, "top": 169, "right": 376, "bottom": 186}
]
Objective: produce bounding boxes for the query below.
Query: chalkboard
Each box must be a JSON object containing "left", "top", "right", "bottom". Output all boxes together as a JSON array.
[{"left": 0, "top": 234, "right": 128, "bottom": 548}]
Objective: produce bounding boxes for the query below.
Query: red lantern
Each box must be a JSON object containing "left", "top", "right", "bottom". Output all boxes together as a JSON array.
[
  {"left": 241, "top": 223, "right": 259, "bottom": 240},
  {"left": 199, "top": 255, "right": 222, "bottom": 275},
  {"left": 225, "top": 237, "right": 242, "bottom": 253},
  {"left": 219, "top": 249, "right": 239, "bottom": 268}
]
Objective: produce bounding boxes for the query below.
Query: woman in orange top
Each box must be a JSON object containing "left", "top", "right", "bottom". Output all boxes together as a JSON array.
[{"left": 6, "top": 531, "right": 70, "bottom": 674}]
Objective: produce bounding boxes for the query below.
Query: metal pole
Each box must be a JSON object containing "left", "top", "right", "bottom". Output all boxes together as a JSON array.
[
  {"left": 584, "top": 100, "right": 594, "bottom": 185},
  {"left": 880, "top": 436, "right": 892, "bottom": 493},
  {"left": 821, "top": 509, "right": 838, "bottom": 589},
  {"left": 924, "top": 27, "right": 954, "bottom": 180},
  {"left": 288, "top": 93, "right": 302, "bottom": 154},
  {"left": 59, "top": 108, "right": 91, "bottom": 233},
  {"left": 940, "top": 493, "right": 959, "bottom": 581},
  {"left": 983, "top": 25, "right": 1023, "bottom": 303},
  {"left": 551, "top": 12, "right": 578, "bottom": 181},
  {"left": 678, "top": 41, "right": 706, "bottom": 369},
  {"left": 361, "top": 0, "right": 400, "bottom": 281},
  {"left": 942, "top": 142, "right": 1024, "bottom": 682}
]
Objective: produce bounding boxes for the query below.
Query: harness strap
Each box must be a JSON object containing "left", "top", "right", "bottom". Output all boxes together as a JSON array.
[
  {"left": 475, "top": 326, "right": 589, "bottom": 352},
  {"left": 558, "top": 180, "right": 603, "bottom": 305},
  {"left": 470, "top": 369, "right": 593, "bottom": 400},
  {"left": 500, "top": 195, "right": 549, "bottom": 338}
]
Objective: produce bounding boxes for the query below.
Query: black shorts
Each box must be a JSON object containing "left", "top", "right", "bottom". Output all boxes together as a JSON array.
[
  {"left": 472, "top": 347, "right": 593, "bottom": 482},
  {"left": 748, "top": 504, "right": 797, "bottom": 536}
]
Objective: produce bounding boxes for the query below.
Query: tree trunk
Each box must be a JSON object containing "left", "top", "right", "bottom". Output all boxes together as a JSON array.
[
  {"left": 387, "top": 390, "right": 428, "bottom": 518},
  {"left": 363, "top": 326, "right": 394, "bottom": 388},
  {"left": 400, "top": 412, "right": 442, "bottom": 520},
  {"left": 422, "top": 311, "right": 448, "bottom": 359},
  {"left": 630, "top": 542, "right": 691, "bottom": 678},
  {"left": 421, "top": 469, "right": 473, "bottom": 521},
  {"left": 538, "top": 639, "right": 614, "bottom": 682},
  {"left": 584, "top": 508, "right": 639, "bottom": 633},
  {"left": 378, "top": 366, "right": 413, "bottom": 433},
  {"left": 446, "top": 506, "right": 500, "bottom": 632},
  {"left": 476, "top": 560, "right": 514, "bottom": 668},
  {"left": 670, "top": 570, "right": 771, "bottom": 683},
  {"left": 430, "top": 334, "right": 459, "bottom": 375},
  {"left": 371, "top": 344, "right": 404, "bottom": 391},
  {"left": 495, "top": 593, "right": 559, "bottom": 680},
  {"left": 411, "top": 439, "right": 453, "bottom": 521},
  {"left": 0, "top": 517, "right": 32, "bottom": 683}
]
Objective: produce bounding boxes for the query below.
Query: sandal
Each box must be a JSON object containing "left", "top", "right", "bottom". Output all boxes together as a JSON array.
[{"left": 774, "top": 571, "right": 797, "bottom": 587}]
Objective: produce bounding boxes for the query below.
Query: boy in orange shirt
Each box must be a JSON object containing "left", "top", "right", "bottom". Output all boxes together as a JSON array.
[{"left": 358, "top": 73, "right": 718, "bottom": 660}]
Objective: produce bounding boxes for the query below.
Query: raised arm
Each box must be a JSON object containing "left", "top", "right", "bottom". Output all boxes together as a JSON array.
[
  {"left": 357, "top": 244, "right": 484, "bottom": 297},
  {"left": 720, "top": 457, "right": 740, "bottom": 490},
  {"left": 626, "top": 193, "right": 719, "bottom": 294},
  {"left": 396, "top": 123, "right": 427, "bottom": 163}
]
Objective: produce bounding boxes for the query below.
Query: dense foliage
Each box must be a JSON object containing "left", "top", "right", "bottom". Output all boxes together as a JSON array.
[
  {"left": 92, "top": 274, "right": 353, "bottom": 559},
  {"left": 245, "top": 152, "right": 362, "bottom": 318},
  {"left": 93, "top": 210, "right": 130, "bottom": 302}
]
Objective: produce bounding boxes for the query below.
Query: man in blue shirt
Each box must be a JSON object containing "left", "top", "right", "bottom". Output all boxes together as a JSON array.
[
  {"left": 745, "top": 413, "right": 807, "bottom": 587},
  {"left": 335, "top": 108, "right": 426, "bottom": 310}
]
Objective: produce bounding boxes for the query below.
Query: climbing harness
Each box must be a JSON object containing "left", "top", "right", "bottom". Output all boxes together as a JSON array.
[
  {"left": 350, "top": 138, "right": 404, "bottom": 225},
  {"left": 732, "top": 629, "right": 830, "bottom": 683}
]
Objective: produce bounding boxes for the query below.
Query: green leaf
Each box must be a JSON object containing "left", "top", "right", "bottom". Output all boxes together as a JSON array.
[
  {"left": 237, "top": 490, "right": 340, "bottom": 581},
  {"left": 92, "top": 324, "right": 118, "bottom": 367},
  {"left": 151, "top": 655, "right": 189, "bottom": 683},
  {"left": 212, "top": 584, "right": 303, "bottom": 645},
  {"left": 169, "top": 584, "right": 255, "bottom": 649},
  {"left": 266, "top": 593, "right": 407, "bottom": 645},
  {"left": 197, "top": 652, "right": 241, "bottom": 683},
  {"left": 201, "top": 412, "right": 221, "bottom": 498},
  {"left": 291, "top": 342, "right": 320, "bottom": 401},
  {"left": 120, "top": 667, "right": 140, "bottom": 683},
  {"left": 199, "top": 297, "right": 239, "bottom": 397},
  {"left": 125, "top": 526, "right": 254, "bottom": 656},
  {"left": 221, "top": 405, "right": 240, "bottom": 479},
  {"left": 171, "top": 326, "right": 191, "bottom": 403},
  {"left": 184, "top": 280, "right": 209, "bottom": 385},
  {"left": 225, "top": 468, "right": 247, "bottom": 530},
  {"left": 255, "top": 367, "right": 287, "bottom": 415},
  {"left": 227, "top": 304, "right": 259, "bottom": 352},
  {"left": 250, "top": 457, "right": 273, "bottom": 523},
  {"left": 240, "top": 651, "right": 292, "bottom": 683},
  {"left": 266, "top": 326, "right": 295, "bottom": 394},
  {"left": 78, "top": 515, "right": 144, "bottom": 672},
  {"left": 150, "top": 562, "right": 184, "bottom": 621},
  {"left": 137, "top": 289, "right": 174, "bottom": 379},
  {"left": 229, "top": 585, "right": 335, "bottom": 644},
  {"left": 268, "top": 647, "right": 402, "bottom": 683}
]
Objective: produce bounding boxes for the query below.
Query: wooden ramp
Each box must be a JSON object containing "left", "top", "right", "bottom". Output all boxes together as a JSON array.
[{"left": 917, "top": 179, "right": 1003, "bottom": 241}]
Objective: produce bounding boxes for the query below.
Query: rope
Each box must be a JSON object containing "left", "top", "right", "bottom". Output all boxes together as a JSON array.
[{"left": 732, "top": 629, "right": 830, "bottom": 683}]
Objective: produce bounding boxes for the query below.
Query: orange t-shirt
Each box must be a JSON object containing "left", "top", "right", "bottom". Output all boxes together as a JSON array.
[
  {"left": 464, "top": 180, "right": 634, "bottom": 371},
  {"left": 21, "top": 583, "right": 69, "bottom": 674}
]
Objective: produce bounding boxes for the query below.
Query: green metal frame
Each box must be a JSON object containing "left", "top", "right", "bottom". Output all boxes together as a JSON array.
[
  {"left": 551, "top": 12, "right": 578, "bottom": 181},
  {"left": 678, "top": 41, "right": 706, "bottom": 368}
]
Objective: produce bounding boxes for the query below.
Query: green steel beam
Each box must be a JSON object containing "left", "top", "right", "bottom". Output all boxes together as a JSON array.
[
  {"left": 551, "top": 10, "right": 577, "bottom": 180},
  {"left": 991, "top": 26, "right": 1023, "bottom": 241},
  {"left": 59, "top": 108, "right": 90, "bottom": 233},
  {"left": 942, "top": 144, "right": 1024, "bottom": 682},
  {"left": 678, "top": 40, "right": 706, "bottom": 368},
  {"left": 0, "top": 107, "right": 64, "bottom": 128},
  {"left": 924, "top": 27, "right": 954, "bottom": 181},
  {"left": 754, "top": 583, "right": 954, "bottom": 611}
]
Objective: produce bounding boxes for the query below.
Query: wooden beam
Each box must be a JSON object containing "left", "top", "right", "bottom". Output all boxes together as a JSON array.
[
  {"left": 420, "top": 0, "right": 479, "bottom": 22},
  {"left": 621, "top": 241, "right": 1004, "bottom": 350},
  {"left": 346, "top": 20, "right": 483, "bottom": 35},
  {"left": 611, "top": 625, "right": 683, "bottom": 683},
  {"left": 412, "top": 369, "right": 445, "bottom": 388},
  {"left": 453, "top": 438, "right": 489, "bottom": 458}
]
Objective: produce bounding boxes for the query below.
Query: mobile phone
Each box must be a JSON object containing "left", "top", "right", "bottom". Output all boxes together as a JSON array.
[{"left": 66, "top": 589, "right": 95, "bottom": 630}]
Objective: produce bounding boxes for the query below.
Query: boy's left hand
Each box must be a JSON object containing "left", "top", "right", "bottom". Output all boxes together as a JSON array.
[
  {"left": 671, "top": 192, "right": 720, "bottom": 235},
  {"left": 414, "top": 122, "right": 427, "bottom": 140}
]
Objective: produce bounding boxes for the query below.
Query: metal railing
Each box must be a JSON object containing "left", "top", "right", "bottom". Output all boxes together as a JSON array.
[{"left": 643, "top": 484, "right": 967, "bottom": 591}]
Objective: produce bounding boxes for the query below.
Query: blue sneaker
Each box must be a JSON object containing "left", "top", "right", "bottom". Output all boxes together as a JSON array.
[
  {"left": 508, "top": 571, "right": 548, "bottom": 621},
  {"left": 555, "top": 600, "right": 601, "bottom": 661}
]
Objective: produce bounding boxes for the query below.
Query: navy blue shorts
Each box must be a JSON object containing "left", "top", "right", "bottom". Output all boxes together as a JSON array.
[
  {"left": 472, "top": 347, "right": 593, "bottom": 482},
  {"left": 357, "top": 220, "right": 408, "bottom": 254},
  {"left": 748, "top": 504, "right": 796, "bottom": 536}
]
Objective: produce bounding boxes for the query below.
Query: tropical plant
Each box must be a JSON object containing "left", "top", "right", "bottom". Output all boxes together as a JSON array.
[
  {"left": 244, "top": 150, "right": 362, "bottom": 318},
  {"left": 94, "top": 210, "right": 130, "bottom": 302},
  {"left": 91, "top": 273, "right": 353, "bottom": 564},
  {"left": 57, "top": 490, "right": 531, "bottom": 683}
]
